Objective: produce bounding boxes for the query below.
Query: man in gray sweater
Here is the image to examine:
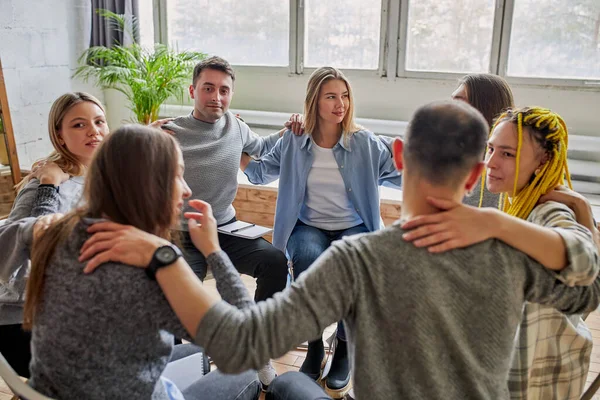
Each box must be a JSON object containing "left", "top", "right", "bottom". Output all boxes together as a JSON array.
[
  {"left": 162, "top": 56, "right": 289, "bottom": 388},
  {"left": 163, "top": 57, "right": 288, "bottom": 305},
  {"left": 86, "top": 100, "right": 600, "bottom": 399}
]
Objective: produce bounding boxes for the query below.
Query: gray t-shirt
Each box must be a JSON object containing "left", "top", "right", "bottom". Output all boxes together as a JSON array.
[{"left": 196, "top": 219, "right": 600, "bottom": 400}]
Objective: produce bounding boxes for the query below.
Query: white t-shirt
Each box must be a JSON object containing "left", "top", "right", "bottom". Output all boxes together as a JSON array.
[{"left": 298, "top": 141, "right": 363, "bottom": 231}]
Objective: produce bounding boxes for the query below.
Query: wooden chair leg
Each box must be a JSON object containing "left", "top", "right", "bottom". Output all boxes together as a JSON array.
[
  {"left": 581, "top": 311, "right": 599, "bottom": 399},
  {"left": 581, "top": 374, "right": 600, "bottom": 400}
]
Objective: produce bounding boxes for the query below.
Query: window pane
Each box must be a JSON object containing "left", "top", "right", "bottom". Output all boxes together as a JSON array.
[
  {"left": 406, "top": 0, "right": 495, "bottom": 73},
  {"left": 137, "top": 0, "right": 155, "bottom": 49},
  {"left": 167, "top": 0, "right": 289, "bottom": 66},
  {"left": 507, "top": 0, "right": 600, "bottom": 80},
  {"left": 305, "top": 0, "right": 381, "bottom": 70}
]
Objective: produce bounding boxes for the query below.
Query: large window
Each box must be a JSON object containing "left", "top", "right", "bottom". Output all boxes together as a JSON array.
[
  {"left": 507, "top": 0, "right": 600, "bottom": 80},
  {"left": 137, "top": 0, "right": 155, "bottom": 49},
  {"left": 142, "top": 0, "right": 600, "bottom": 85},
  {"left": 405, "top": 0, "right": 496, "bottom": 73},
  {"left": 305, "top": 0, "right": 381, "bottom": 70},
  {"left": 165, "top": 0, "right": 289, "bottom": 66}
]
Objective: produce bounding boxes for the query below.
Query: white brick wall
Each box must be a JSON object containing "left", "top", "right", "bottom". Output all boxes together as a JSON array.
[{"left": 0, "top": 0, "right": 104, "bottom": 168}]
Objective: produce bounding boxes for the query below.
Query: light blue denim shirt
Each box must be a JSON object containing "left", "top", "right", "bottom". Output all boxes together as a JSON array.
[{"left": 244, "top": 129, "right": 402, "bottom": 252}]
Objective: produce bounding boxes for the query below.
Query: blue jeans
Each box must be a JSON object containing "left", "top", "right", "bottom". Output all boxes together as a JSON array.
[
  {"left": 287, "top": 220, "right": 369, "bottom": 340},
  {"left": 266, "top": 371, "right": 331, "bottom": 400},
  {"left": 164, "top": 344, "right": 260, "bottom": 400},
  {"left": 182, "top": 370, "right": 260, "bottom": 400}
]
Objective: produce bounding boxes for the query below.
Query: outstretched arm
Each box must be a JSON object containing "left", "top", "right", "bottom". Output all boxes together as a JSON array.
[
  {"left": 402, "top": 198, "right": 599, "bottom": 285},
  {"left": 242, "top": 134, "right": 284, "bottom": 185},
  {"left": 80, "top": 200, "right": 357, "bottom": 373}
]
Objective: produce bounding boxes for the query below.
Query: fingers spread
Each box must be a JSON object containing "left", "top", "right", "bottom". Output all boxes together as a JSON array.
[
  {"left": 79, "top": 239, "right": 117, "bottom": 262},
  {"left": 83, "top": 251, "right": 113, "bottom": 274},
  {"left": 401, "top": 213, "right": 445, "bottom": 230}
]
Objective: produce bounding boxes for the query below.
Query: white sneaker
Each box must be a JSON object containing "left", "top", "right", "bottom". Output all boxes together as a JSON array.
[{"left": 258, "top": 361, "right": 277, "bottom": 392}]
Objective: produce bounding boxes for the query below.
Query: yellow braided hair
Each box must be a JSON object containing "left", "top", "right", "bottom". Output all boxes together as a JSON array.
[{"left": 479, "top": 106, "right": 571, "bottom": 219}]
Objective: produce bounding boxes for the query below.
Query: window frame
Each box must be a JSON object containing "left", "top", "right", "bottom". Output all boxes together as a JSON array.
[{"left": 148, "top": 0, "right": 600, "bottom": 88}]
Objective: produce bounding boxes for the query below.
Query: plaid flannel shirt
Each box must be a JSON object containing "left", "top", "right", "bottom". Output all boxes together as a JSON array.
[{"left": 508, "top": 201, "right": 600, "bottom": 399}]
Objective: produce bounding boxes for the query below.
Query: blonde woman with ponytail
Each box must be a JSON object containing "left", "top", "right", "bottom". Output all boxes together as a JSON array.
[{"left": 402, "top": 106, "right": 600, "bottom": 399}]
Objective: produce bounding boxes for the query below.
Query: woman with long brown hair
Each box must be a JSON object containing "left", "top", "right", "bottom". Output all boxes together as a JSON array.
[
  {"left": 0, "top": 92, "right": 109, "bottom": 377},
  {"left": 23, "top": 124, "right": 261, "bottom": 400}
]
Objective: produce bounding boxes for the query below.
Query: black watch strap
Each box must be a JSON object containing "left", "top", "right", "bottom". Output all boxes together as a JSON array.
[{"left": 146, "top": 244, "right": 182, "bottom": 280}]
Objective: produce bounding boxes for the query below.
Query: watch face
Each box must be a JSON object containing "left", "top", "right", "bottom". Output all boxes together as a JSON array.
[{"left": 156, "top": 247, "right": 177, "bottom": 264}]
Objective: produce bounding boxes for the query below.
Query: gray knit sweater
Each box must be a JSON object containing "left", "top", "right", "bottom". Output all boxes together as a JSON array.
[
  {"left": 164, "top": 112, "right": 279, "bottom": 226},
  {"left": 28, "top": 220, "right": 248, "bottom": 400},
  {"left": 0, "top": 177, "right": 84, "bottom": 325},
  {"left": 195, "top": 212, "right": 600, "bottom": 400}
]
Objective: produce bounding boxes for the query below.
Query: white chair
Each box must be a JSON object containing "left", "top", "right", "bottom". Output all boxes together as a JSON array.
[{"left": 0, "top": 353, "right": 54, "bottom": 400}]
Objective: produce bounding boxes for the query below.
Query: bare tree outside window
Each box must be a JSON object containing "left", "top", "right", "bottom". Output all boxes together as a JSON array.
[
  {"left": 304, "top": 0, "right": 381, "bottom": 70},
  {"left": 406, "top": 0, "right": 496, "bottom": 73},
  {"left": 508, "top": 0, "right": 600, "bottom": 80},
  {"left": 166, "top": 0, "right": 289, "bottom": 66}
]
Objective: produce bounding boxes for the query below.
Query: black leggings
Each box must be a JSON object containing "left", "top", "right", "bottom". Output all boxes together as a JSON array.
[{"left": 0, "top": 323, "right": 32, "bottom": 378}]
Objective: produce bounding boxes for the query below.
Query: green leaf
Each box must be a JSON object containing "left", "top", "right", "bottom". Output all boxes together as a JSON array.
[{"left": 74, "top": 9, "right": 206, "bottom": 124}]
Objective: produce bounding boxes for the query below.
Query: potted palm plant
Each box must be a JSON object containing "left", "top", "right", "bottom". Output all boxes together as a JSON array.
[{"left": 74, "top": 10, "right": 206, "bottom": 124}]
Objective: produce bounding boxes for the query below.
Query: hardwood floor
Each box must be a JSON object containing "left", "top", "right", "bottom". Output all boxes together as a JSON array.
[{"left": 2, "top": 276, "right": 600, "bottom": 399}]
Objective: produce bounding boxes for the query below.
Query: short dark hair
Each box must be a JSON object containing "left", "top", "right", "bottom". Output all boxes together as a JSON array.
[
  {"left": 404, "top": 100, "right": 489, "bottom": 186},
  {"left": 192, "top": 56, "right": 235, "bottom": 86},
  {"left": 458, "top": 73, "right": 514, "bottom": 128}
]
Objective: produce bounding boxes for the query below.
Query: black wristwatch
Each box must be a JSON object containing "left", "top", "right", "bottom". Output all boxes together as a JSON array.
[{"left": 146, "top": 244, "right": 182, "bottom": 280}]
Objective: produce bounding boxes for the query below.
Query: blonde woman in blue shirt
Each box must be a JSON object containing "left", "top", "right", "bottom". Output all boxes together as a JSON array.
[{"left": 240, "top": 66, "right": 402, "bottom": 398}]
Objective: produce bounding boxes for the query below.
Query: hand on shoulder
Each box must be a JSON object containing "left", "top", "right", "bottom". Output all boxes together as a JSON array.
[{"left": 31, "top": 161, "right": 70, "bottom": 186}]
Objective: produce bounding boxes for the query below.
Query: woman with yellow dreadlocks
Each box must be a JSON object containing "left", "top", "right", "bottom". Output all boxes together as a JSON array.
[{"left": 401, "top": 106, "right": 600, "bottom": 399}]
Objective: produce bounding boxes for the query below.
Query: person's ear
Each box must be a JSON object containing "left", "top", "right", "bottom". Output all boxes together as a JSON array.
[
  {"left": 465, "top": 162, "right": 485, "bottom": 192},
  {"left": 536, "top": 151, "right": 550, "bottom": 173},
  {"left": 392, "top": 138, "right": 404, "bottom": 172},
  {"left": 189, "top": 84, "right": 195, "bottom": 99}
]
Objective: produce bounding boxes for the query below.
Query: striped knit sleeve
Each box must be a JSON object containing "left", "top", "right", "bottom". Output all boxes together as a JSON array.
[{"left": 31, "top": 185, "right": 61, "bottom": 217}]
